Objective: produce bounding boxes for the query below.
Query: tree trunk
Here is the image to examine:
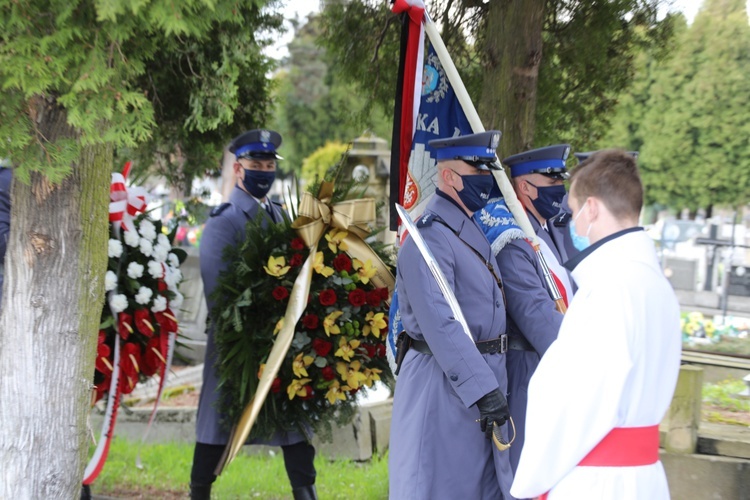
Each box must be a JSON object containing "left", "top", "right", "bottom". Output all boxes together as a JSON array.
[
  {"left": 477, "top": 0, "right": 546, "bottom": 157},
  {"left": 0, "top": 96, "right": 111, "bottom": 498}
]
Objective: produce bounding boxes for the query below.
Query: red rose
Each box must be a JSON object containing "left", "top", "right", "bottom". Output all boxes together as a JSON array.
[
  {"left": 291, "top": 238, "right": 305, "bottom": 250},
  {"left": 321, "top": 366, "right": 336, "bottom": 381},
  {"left": 319, "top": 289, "right": 337, "bottom": 306},
  {"left": 361, "top": 343, "right": 376, "bottom": 358},
  {"left": 134, "top": 309, "right": 155, "bottom": 338},
  {"left": 366, "top": 290, "right": 382, "bottom": 308},
  {"left": 348, "top": 289, "right": 367, "bottom": 307},
  {"left": 271, "top": 377, "right": 282, "bottom": 393},
  {"left": 272, "top": 286, "right": 289, "bottom": 301},
  {"left": 302, "top": 385, "right": 314, "bottom": 400},
  {"left": 378, "top": 287, "right": 390, "bottom": 301},
  {"left": 333, "top": 253, "right": 352, "bottom": 272},
  {"left": 376, "top": 343, "right": 386, "bottom": 358},
  {"left": 118, "top": 313, "right": 133, "bottom": 340},
  {"left": 312, "top": 338, "right": 333, "bottom": 357},
  {"left": 290, "top": 253, "right": 304, "bottom": 267},
  {"left": 302, "top": 314, "right": 319, "bottom": 330}
]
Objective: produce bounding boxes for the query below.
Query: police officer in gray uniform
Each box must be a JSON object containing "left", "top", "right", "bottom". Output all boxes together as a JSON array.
[
  {"left": 495, "top": 145, "right": 575, "bottom": 473},
  {"left": 190, "top": 130, "right": 317, "bottom": 500},
  {"left": 0, "top": 164, "right": 11, "bottom": 307},
  {"left": 389, "top": 131, "right": 516, "bottom": 500}
]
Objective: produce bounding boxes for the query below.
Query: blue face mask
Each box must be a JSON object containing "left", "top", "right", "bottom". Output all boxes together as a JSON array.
[
  {"left": 569, "top": 203, "right": 591, "bottom": 251},
  {"left": 527, "top": 182, "right": 566, "bottom": 220},
  {"left": 242, "top": 169, "right": 276, "bottom": 199},
  {"left": 453, "top": 172, "right": 495, "bottom": 213}
]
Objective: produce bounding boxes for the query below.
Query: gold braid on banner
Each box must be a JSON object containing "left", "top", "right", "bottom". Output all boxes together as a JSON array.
[
  {"left": 216, "top": 181, "right": 395, "bottom": 473},
  {"left": 292, "top": 181, "right": 394, "bottom": 291}
]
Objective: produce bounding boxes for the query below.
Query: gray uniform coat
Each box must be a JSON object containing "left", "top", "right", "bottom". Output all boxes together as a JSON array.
[
  {"left": 389, "top": 192, "right": 515, "bottom": 500},
  {"left": 196, "top": 186, "right": 302, "bottom": 446},
  {"left": 496, "top": 212, "right": 571, "bottom": 472}
]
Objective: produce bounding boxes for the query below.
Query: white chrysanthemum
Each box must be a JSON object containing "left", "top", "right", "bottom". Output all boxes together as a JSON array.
[
  {"left": 124, "top": 229, "right": 140, "bottom": 247},
  {"left": 152, "top": 244, "right": 169, "bottom": 263},
  {"left": 170, "top": 291, "right": 184, "bottom": 310},
  {"left": 168, "top": 253, "right": 180, "bottom": 268},
  {"left": 151, "top": 295, "right": 167, "bottom": 313},
  {"left": 135, "top": 286, "right": 153, "bottom": 305},
  {"left": 109, "top": 293, "right": 128, "bottom": 313},
  {"left": 104, "top": 271, "right": 118, "bottom": 292},
  {"left": 108, "top": 239, "right": 123, "bottom": 258},
  {"left": 157, "top": 233, "right": 169, "bottom": 247},
  {"left": 139, "top": 220, "right": 157, "bottom": 241},
  {"left": 148, "top": 260, "right": 164, "bottom": 279},
  {"left": 139, "top": 238, "right": 153, "bottom": 257},
  {"left": 127, "top": 262, "right": 144, "bottom": 279},
  {"left": 164, "top": 267, "right": 182, "bottom": 288}
]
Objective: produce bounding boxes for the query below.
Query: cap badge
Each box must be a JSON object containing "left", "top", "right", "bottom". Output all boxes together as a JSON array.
[{"left": 260, "top": 130, "right": 271, "bottom": 144}]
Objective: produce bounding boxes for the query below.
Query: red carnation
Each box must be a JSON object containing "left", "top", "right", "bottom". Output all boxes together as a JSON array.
[
  {"left": 333, "top": 253, "right": 352, "bottom": 272},
  {"left": 134, "top": 308, "right": 155, "bottom": 338},
  {"left": 290, "top": 253, "right": 304, "bottom": 267},
  {"left": 271, "top": 377, "right": 282, "bottom": 393},
  {"left": 291, "top": 238, "right": 305, "bottom": 250},
  {"left": 302, "top": 385, "right": 314, "bottom": 400},
  {"left": 321, "top": 366, "right": 336, "bottom": 381},
  {"left": 319, "top": 289, "right": 337, "bottom": 306},
  {"left": 361, "top": 343, "right": 376, "bottom": 358},
  {"left": 366, "top": 290, "right": 382, "bottom": 308},
  {"left": 312, "top": 338, "right": 333, "bottom": 357},
  {"left": 273, "top": 286, "right": 289, "bottom": 301},
  {"left": 302, "top": 314, "right": 319, "bottom": 330},
  {"left": 117, "top": 313, "right": 133, "bottom": 340},
  {"left": 348, "top": 289, "right": 366, "bottom": 307},
  {"left": 378, "top": 287, "right": 390, "bottom": 300},
  {"left": 376, "top": 343, "right": 386, "bottom": 358}
]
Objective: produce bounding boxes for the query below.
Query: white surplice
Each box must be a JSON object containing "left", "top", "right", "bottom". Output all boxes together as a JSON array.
[{"left": 510, "top": 229, "right": 682, "bottom": 500}]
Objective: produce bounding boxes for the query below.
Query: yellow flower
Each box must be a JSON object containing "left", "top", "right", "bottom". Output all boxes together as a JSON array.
[
  {"left": 334, "top": 337, "right": 361, "bottom": 362},
  {"left": 705, "top": 320, "right": 716, "bottom": 336},
  {"left": 325, "top": 380, "right": 351, "bottom": 404},
  {"left": 353, "top": 259, "right": 377, "bottom": 284},
  {"left": 257, "top": 363, "right": 265, "bottom": 379},
  {"left": 313, "top": 251, "right": 334, "bottom": 277},
  {"left": 326, "top": 228, "right": 349, "bottom": 253},
  {"left": 336, "top": 361, "right": 368, "bottom": 389},
  {"left": 273, "top": 317, "right": 284, "bottom": 336},
  {"left": 287, "top": 378, "right": 312, "bottom": 400},
  {"left": 293, "top": 352, "right": 315, "bottom": 378},
  {"left": 363, "top": 367, "right": 382, "bottom": 387},
  {"left": 362, "top": 311, "right": 387, "bottom": 338},
  {"left": 264, "top": 255, "right": 290, "bottom": 278},
  {"left": 323, "top": 311, "right": 343, "bottom": 336}
]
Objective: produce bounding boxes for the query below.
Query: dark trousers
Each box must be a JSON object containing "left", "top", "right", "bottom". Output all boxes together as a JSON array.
[{"left": 190, "top": 441, "right": 316, "bottom": 488}]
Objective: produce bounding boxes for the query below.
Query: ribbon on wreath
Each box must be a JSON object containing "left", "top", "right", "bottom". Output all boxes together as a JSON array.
[
  {"left": 109, "top": 168, "right": 148, "bottom": 233},
  {"left": 215, "top": 181, "right": 396, "bottom": 474}
]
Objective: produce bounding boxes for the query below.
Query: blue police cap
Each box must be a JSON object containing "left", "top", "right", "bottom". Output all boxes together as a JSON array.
[
  {"left": 574, "top": 150, "right": 639, "bottom": 163},
  {"left": 503, "top": 144, "right": 571, "bottom": 180},
  {"left": 229, "top": 129, "right": 283, "bottom": 160},
  {"left": 428, "top": 131, "right": 503, "bottom": 171}
]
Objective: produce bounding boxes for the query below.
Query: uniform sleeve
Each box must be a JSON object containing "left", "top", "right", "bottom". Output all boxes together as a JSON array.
[
  {"left": 398, "top": 231, "right": 499, "bottom": 408},
  {"left": 497, "top": 241, "right": 563, "bottom": 356},
  {"left": 510, "top": 286, "right": 633, "bottom": 498},
  {"left": 0, "top": 170, "right": 11, "bottom": 262},
  {"left": 199, "top": 214, "right": 240, "bottom": 313}
]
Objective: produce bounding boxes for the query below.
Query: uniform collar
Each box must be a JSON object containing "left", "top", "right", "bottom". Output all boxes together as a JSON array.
[
  {"left": 429, "top": 190, "right": 492, "bottom": 258},
  {"left": 229, "top": 185, "right": 260, "bottom": 215},
  {"left": 564, "top": 226, "right": 643, "bottom": 272}
]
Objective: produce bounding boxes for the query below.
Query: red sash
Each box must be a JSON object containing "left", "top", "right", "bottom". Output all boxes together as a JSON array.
[{"left": 535, "top": 425, "right": 659, "bottom": 500}]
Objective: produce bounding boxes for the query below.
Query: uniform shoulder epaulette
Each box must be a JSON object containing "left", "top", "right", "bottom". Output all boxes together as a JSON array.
[
  {"left": 416, "top": 213, "right": 441, "bottom": 228},
  {"left": 210, "top": 203, "right": 232, "bottom": 217},
  {"left": 552, "top": 212, "right": 571, "bottom": 227}
]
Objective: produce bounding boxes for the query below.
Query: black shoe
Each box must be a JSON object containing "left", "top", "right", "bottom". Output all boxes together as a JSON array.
[
  {"left": 189, "top": 483, "right": 212, "bottom": 500},
  {"left": 292, "top": 484, "right": 317, "bottom": 500},
  {"left": 80, "top": 484, "right": 91, "bottom": 500}
]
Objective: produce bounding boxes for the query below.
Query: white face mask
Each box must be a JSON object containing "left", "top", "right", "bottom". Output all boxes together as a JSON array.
[{"left": 569, "top": 202, "right": 591, "bottom": 251}]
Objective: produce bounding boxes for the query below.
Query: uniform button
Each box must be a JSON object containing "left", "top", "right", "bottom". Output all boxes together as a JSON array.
[
  {"left": 496, "top": 301, "right": 500, "bottom": 308},
  {"left": 450, "top": 374, "right": 458, "bottom": 382}
]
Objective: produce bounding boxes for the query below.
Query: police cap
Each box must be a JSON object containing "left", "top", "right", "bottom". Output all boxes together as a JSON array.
[
  {"left": 503, "top": 144, "right": 571, "bottom": 180},
  {"left": 229, "top": 129, "right": 283, "bottom": 160},
  {"left": 428, "top": 131, "right": 503, "bottom": 171}
]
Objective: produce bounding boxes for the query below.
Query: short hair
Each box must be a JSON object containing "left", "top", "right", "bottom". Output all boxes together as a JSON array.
[{"left": 569, "top": 149, "right": 643, "bottom": 220}]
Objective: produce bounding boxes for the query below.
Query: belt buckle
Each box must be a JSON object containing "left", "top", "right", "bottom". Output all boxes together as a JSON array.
[{"left": 500, "top": 334, "right": 508, "bottom": 354}]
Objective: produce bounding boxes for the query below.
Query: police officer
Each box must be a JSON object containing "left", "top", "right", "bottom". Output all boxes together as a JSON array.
[
  {"left": 190, "top": 130, "right": 317, "bottom": 500},
  {"left": 0, "top": 163, "right": 11, "bottom": 308},
  {"left": 549, "top": 150, "right": 640, "bottom": 260},
  {"left": 494, "top": 145, "right": 575, "bottom": 472},
  {"left": 389, "top": 131, "right": 515, "bottom": 500}
]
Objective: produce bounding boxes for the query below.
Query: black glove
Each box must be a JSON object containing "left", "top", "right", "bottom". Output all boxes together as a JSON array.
[{"left": 475, "top": 389, "right": 509, "bottom": 440}]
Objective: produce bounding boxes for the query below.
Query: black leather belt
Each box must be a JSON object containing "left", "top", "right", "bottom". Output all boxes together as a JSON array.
[
  {"left": 411, "top": 335, "right": 508, "bottom": 356},
  {"left": 507, "top": 334, "right": 535, "bottom": 352}
]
